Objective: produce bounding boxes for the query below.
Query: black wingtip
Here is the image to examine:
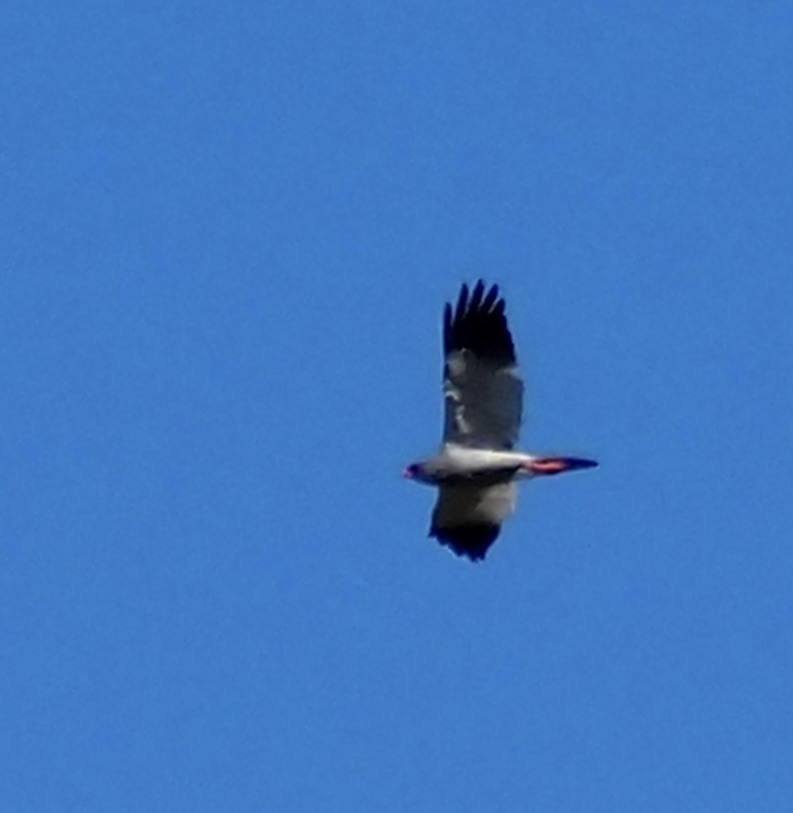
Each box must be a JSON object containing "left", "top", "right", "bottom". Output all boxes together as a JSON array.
[
  {"left": 443, "top": 281, "right": 515, "bottom": 364},
  {"left": 430, "top": 523, "right": 501, "bottom": 561}
]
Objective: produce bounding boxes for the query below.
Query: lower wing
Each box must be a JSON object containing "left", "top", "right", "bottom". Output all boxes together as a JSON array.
[{"left": 429, "top": 482, "right": 517, "bottom": 561}]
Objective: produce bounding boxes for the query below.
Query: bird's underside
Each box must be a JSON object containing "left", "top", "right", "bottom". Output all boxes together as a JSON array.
[
  {"left": 404, "top": 280, "right": 597, "bottom": 561},
  {"left": 431, "top": 280, "right": 523, "bottom": 561}
]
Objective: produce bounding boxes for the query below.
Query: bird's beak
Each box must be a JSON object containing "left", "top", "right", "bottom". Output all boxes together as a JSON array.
[
  {"left": 525, "top": 456, "right": 598, "bottom": 475},
  {"left": 402, "top": 467, "right": 415, "bottom": 479}
]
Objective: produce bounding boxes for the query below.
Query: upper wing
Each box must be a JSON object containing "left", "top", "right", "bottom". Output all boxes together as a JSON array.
[
  {"left": 442, "top": 281, "right": 524, "bottom": 450},
  {"left": 429, "top": 481, "right": 517, "bottom": 561}
]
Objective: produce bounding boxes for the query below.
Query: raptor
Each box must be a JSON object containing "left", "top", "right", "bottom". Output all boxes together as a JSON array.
[{"left": 404, "top": 281, "right": 597, "bottom": 560}]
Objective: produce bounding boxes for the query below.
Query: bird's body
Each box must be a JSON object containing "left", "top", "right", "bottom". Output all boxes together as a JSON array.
[
  {"left": 407, "top": 444, "right": 529, "bottom": 485},
  {"left": 404, "top": 281, "right": 596, "bottom": 561}
]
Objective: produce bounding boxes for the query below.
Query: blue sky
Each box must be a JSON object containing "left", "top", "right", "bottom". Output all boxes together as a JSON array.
[{"left": 2, "top": 2, "right": 793, "bottom": 810}]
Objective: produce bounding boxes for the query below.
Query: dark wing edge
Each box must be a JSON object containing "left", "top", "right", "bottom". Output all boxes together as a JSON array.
[
  {"left": 443, "top": 280, "right": 516, "bottom": 367},
  {"left": 429, "top": 523, "right": 501, "bottom": 562}
]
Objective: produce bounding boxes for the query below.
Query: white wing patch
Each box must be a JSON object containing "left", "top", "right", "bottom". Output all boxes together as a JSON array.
[
  {"left": 431, "top": 481, "right": 517, "bottom": 530},
  {"left": 443, "top": 350, "right": 524, "bottom": 449}
]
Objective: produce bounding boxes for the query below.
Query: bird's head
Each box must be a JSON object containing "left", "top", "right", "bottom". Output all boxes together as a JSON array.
[{"left": 402, "top": 461, "right": 435, "bottom": 485}]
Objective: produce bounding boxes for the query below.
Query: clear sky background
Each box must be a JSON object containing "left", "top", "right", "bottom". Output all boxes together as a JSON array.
[{"left": 2, "top": 2, "right": 792, "bottom": 811}]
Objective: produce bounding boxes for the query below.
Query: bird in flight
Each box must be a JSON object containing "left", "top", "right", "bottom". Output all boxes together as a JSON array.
[{"left": 404, "top": 280, "right": 597, "bottom": 561}]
